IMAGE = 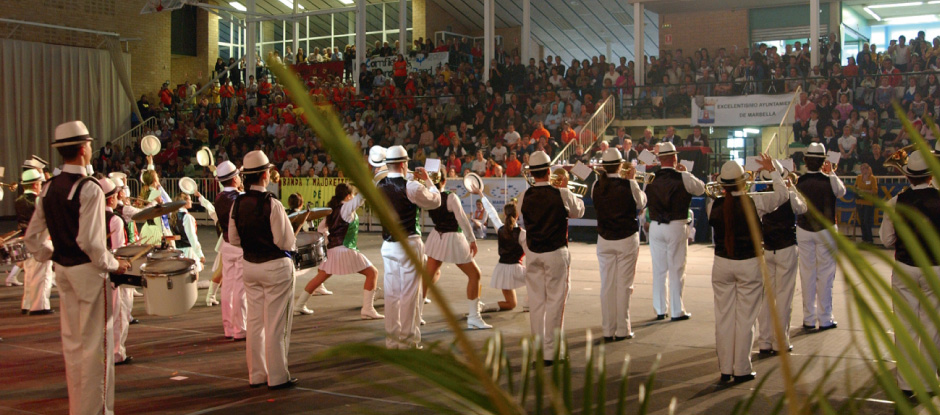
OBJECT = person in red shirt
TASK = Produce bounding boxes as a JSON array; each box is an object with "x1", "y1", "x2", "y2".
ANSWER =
[
  {"x1": 258, "y1": 77, "x2": 273, "y2": 102},
  {"x1": 504, "y1": 152, "x2": 522, "y2": 177},
  {"x1": 437, "y1": 127, "x2": 455, "y2": 148},
  {"x1": 446, "y1": 152, "x2": 461, "y2": 173},
  {"x1": 159, "y1": 83, "x2": 173, "y2": 106},
  {"x1": 531, "y1": 121, "x2": 551, "y2": 142},
  {"x1": 560, "y1": 122, "x2": 577, "y2": 145},
  {"x1": 220, "y1": 80, "x2": 235, "y2": 120},
  {"x1": 393, "y1": 54, "x2": 408, "y2": 89}
]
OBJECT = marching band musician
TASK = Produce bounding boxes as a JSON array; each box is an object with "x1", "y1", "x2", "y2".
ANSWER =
[
  {"x1": 472, "y1": 188, "x2": 526, "y2": 311},
  {"x1": 24, "y1": 120, "x2": 131, "y2": 415},
  {"x1": 285, "y1": 193, "x2": 332, "y2": 299},
  {"x1": 756, "y1": 166, "x2": 808, "y2": 355},
  {"x1": 139, "y1": 165, "x2": 174, "y2": 246},
  {"x1": 292, "y1": 184, "x2": 383, "y2": 319},
  {"x1": 108, "y1": 173, "x2": 142, "y2": 324},
  {"x1": 422, "y1": 173, "x2": 491, "y2": 330},
  {"x1": 518, "y1": 150, "x2": 585, "y2": 365},
  {"x1": 229, "y1": 150, "x2": 298, "y2": 389},
  {"x1": 17, "y1": 169, "x2": 54, "y2": 314},
  {"x1": 796, "y1": 142, "x2": 846, "y2": 332},
  {"x1": 707, "y1": 157, "x2": 788, "y2": 383},
  {"x1": 170, "y1": 193, "x2": 207, "y2": 274},
  {"x1": 214, "y1": 160, "x2": 248, "y2": 340},
  {"x1": 5, "y1": 156, "x2": 48, "y2": 287},
  {"x1": 645, "y1": 142, "x2": 705, "y2": 321},
  {"x1": 375, "y1": 145, "x2": 441, "y2": 349},
  {"x1": 591, "y1": 148, "x2": 647, "y2": 342},
  {"x1": 101, "y1": 177, "x2": 134, "y2": 365},
  {"x1": 879, "y1": 150, "x2": 940, "y2": 397}
]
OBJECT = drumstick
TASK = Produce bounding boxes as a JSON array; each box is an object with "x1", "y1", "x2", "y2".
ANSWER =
[
  {"x1": 128, "y1": 245, "x2": 154, "y2": 263},
  {"x1": 294, "y1": 210, "x2": 311, "y2": 236},
  {"x1": 1, "y1": 230, "x2": 23, "y2": 244}
]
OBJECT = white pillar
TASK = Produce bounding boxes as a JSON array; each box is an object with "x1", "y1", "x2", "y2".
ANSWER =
[
  {"x1": 810, "y1": 0, "x2": 820, "y2": 68},
  {"x1": 355, "y1": 0, "x2": 366, "y2": 88},
  {"x1": 399, "y1": 0, "x2": 408, "y2": 56},
  {"x1": 633, "y1": 1, "x2": 644, "y2": 87},
  {"x1": 521, "y1": 0, "x2": 531, "y2": 63},
  {"x1": 292, "y1": 0, "x2": 299, "y2": 59},
  {"x1": 483, "y1": 0, "x2": 494, "y2": 83},
  {"x1": 247, "y1": 0, "x2": 256, "y2": 81}
]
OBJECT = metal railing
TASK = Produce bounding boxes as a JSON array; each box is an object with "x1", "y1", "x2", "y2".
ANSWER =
[
  {"x1": 552, "y1": 95, "x2": 615, "y2": 165},
  {"x1": 96, "y1": 116, "x2": 158, "y2": 158}
]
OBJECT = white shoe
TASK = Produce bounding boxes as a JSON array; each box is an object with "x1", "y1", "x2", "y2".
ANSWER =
[
  {"x1": 133, "y1": 290, "x2": 143, "y2": 297},
  {"x1": 424, "y1": 297, "x2": 431, "y2": 304},
  {"x1": 361, "y1": 308, "x2": 384, "y2": 319},
  {"x1": 206, "y1": 297, "x2": 219, "y2": 307},
  {"x1": 313, "y1": 284, "x2": 333, "y2": 296},
  {"x1": 360, "y1": 290, "x2": 384, "y2": 319},
  {"x1": 467, "y1": 315, "x2": 493, "y2": 330},
  {"x1": 295, "y1": 306, "x2": 314, "y2": 315},
  {"x1": 294, "y1": 291, "x2": 313, "y2": 315},
  {"x1": 5, "y1": 280, "x2": 22, "y2": 287},
  {"x1": 420, "y1": 319, "x2": 426, "y2": 325}
]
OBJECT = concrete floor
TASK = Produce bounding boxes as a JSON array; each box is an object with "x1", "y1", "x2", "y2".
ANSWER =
[{"x1": 0, "y1": 225, "x2": 904, "y2": 414}]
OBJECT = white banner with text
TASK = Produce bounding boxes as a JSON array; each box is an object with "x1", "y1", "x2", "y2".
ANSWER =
[{"x1": 691, "y1": 93, "x2": 796, "y2": 127}]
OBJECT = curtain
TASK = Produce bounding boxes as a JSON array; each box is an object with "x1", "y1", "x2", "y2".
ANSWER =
[{"x1": 0, "y1": 39, "x2": 131, "y2": 216}]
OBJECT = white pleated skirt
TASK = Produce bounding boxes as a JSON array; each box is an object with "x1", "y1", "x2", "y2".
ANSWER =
[
  {"x1": 490, "y1": 263, "x2": 526, "y2": 290},
  {"x1": 320, "y1": 246, "x2": 373, "y2": 275},
  {"x1": 424, "y1": 230, "x2": 472, "y2": 264},
  {"x1": 180, "y1": 247, "x2": 204, "y2": 274},
  {"x1": 139, "y1": 223, "x2": 167, "y2": 246}
]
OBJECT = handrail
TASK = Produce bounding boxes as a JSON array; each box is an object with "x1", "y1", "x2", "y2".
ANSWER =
[
  {"x1": 552, "y1": 95, "x2": 615, "y2": 165},
  {"x1": 95, "y1": 116, "x2": 158, "y2": 157}
]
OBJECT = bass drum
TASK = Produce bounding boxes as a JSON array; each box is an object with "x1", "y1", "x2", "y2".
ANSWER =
[
  {"x1": 140, "y1": 258, "x2": 197, "y2": 316},
  {"x1": 294, "y1": 231, "x2": 327, "y2": 270}
]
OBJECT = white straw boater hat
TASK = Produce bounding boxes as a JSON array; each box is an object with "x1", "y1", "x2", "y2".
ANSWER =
[
  {"x1": 658, "y1": 142, "x2": 678, "y2": 157},
  {"x1": 108, "y1": 171, "x2": 127, "y2": 184},
  {"x1": 23, "y1": 155, "x2": 49, "y2": 171},
  {"x1": 719, "y1": 160, "x2": 746, "y2": 185},
  {"x1": 21, "y1": 169, "x2": 43, "y2": 185},
  {"x1": 369, "y1": 145, "x2": 387, "y2": 167},
  {"x1": 902, "y1": 150, "x2": 932, "y2": 178},
  {"x1": 241, "y1": 150, "x2": 273, "y2": 174},
  {"x1": 804, "y1": 142, "x2": 827, "y2": 159},
  {"x1": 384, "y1": 145, "x2": 409, "y2": 164},
  {"x1": 599, "y1": 148, "x2": 624, "y2": 166},
  {"x1": 527, "y1": 151, "x2": 551, "y2": 171},
  {"x1": 215, "y1": 160, "x2": 239, "y2": 182},
  {"x1": 98, "y1": 177, "x2": 119, "y2": 198},
  {"x1": 52, "y1": 121, "x2": 94, "y2": 148}
]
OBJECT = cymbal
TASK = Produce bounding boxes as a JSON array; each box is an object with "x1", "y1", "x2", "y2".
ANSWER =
[
  {"x1": 131, "y1": 200, "x2": 187, "y2": 222},
  {"x1": 288, "y1": 208, "x2": 332, "y2": 228}
]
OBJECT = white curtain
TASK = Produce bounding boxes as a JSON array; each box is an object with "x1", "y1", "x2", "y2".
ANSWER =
[{"x1": 0, "y1": 39, "x2": 131, "y2": 216}]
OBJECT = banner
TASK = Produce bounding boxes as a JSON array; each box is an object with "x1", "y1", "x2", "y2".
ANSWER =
[
  {"x1": 279, "y1": 176, "x2": 350, "y2": 209},
  {"x1": 691, "y1": 93, "x2": 796, "y2": 127},
  {"x1": 365, "y1": 52, "x2": 449, "y2": 75},
  {"x1": 292, "y1": 61, "x2": 345, "y2": 80}
]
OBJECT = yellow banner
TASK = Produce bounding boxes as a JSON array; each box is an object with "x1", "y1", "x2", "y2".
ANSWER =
[{"x1": 279, "y1": 177, "x2": 350, "y2": 208}]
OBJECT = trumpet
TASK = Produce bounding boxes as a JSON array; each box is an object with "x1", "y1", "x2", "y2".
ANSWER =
[
  {"x1": 522, "y1": 165, "x2": 588, "y2": 197},
  {"x1": 884, "y1": 143, "x2": 914, "y2": 174},
  {"x1": 0, "y1": 182, "x2": 17, "y2": 192},
  {"x1": 595, "y1": 163, "x2": 655, "y2": 185}
]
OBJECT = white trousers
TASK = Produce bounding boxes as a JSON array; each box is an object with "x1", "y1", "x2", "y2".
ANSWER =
[
  {"x1": 111, "y1": 285, "x2": 135, "y2": 362},
  {"x1": 220, "y1": 241, "x2": 247, "y2": 338},
  {"x1": 22, "y1": 257, "x2": 54, "y2": 311},
  {"x1": 382, "y1": 237, "x2": 424, "y2": 349},
  {"x1": 649, "y1": 220, "x2": 689, "y2": 318},
  {"x1": 893, "y1": 262, "x2": 940, "y2": 391},
  {"x1": 597, "y1": 234, "x2": 639, "y2": 338},
  {"x1": 525, "y1": 246, "x2": 571, "y2": 358},
  {"x1": 55, "y1": 262, "x2": 115, "y2": 415},
  {"x1": 796, "y1": 227, "x2": 837, "y2": 326},
  {"x1": 712, "y1": 256, "x2": 762, "y2": 376},
  {"x1": 243, "y1": 257, "x2": 295, "y2": 386},
  {"x1": 757, "y1": 245, "x2": 799, "y2": 351}
]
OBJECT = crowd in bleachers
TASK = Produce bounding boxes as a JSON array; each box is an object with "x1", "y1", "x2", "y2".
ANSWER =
[{"x1": 97, "y1": 31, "x2": 940, "y2": 179}]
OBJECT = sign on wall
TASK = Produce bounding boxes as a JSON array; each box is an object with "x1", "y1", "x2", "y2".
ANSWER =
[
  {"x1": 364, "y1": 52, "x2": 450, "y2": 75},
  {"x1": 691, "y1": 93, "x2": 796, "y2": 127}
]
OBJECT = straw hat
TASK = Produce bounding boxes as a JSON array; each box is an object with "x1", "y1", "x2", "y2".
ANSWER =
[
  {"x1": 242, "y1": 150, "x2": 272, "y2": 174},
  {"x1": 52, "y1": 121, "x2": 94, "y2": 148},
  {"x1": 599, "y1": 148, "x2": 624, "y2": 166},
  {"x1": 719, "y1": 160, "x2": 746, "y2": 185},
  {"x1": 902, "y1": 150, "x2": 932, "y2": 178},
  {"x1": 527, "y1": 151, "x2": 551, "y2": 171}
]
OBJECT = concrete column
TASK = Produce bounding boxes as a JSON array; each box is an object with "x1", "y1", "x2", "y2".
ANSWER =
[
  {"x1": 521, "y1": 0, "x2": 531, "y2": 63},
  {"x1": 355, "y1": 0, "x2": 366, "y2": 88},
  {"x1": 606, "y1": 38, "x2": 611, "y2": 62},
  {"x1": 247, "y1": 0, "x2": 256, "y2": 81},
  {"x1": 483, "y1": 0, "x2": 494, "y2": 82},
  {"x1": 633, "y1": 1, "x2": 644, "y2": 87},
  {"x1": 292, "y1": 0, "x2": 299, "y2": 60},
  {"x1": 810, "y1": 0, "x2": 819, "y2": 68},
  {"x1": 399, "y1": 0, "x2": 408, "y2": 55}
]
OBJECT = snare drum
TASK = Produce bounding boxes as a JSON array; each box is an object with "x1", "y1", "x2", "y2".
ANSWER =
[
  {"x1": 0, "y1": 237, "x2": 30, "y2": 264},
  {"x1": 113, "y1": 245, "x2": 152, "y2": 276},
  {"x1": 140, "y1": 258, "x2": 197, "y2": 316},
  {"x1": 294, "y1": 231, "x2": 327, "y2": 270},
  {"x1": 147, "y1": 248, "x2": 183, "y2": 262}
]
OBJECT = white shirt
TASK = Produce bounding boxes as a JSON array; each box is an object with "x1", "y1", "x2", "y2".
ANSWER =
[
  {"x1": 282, "y1": 158, "x2": 299, "y2": 176},
  {"x1": 503, "y1": 131, "x2": 521, "y2": 146},
  {"x1": 228, "y1": 185, "x2": 297, "y2": 252},
  {"x1": 299, "y1": 160, "x2": 314, "y2": 176},
  {"x1": 838, "y1": 135, "x2": 857, "y2": 153},
  {"x1": 659, "y1": 166, "x2": 707, "y2": 196},
  {"x1": 490, "y1": 146, "x2": 508, "y2": 162},
  {"x1": 444, "y1": 192, "x2": 476, "y2": 243},
  {"x1": 107, "y1": 207, "x2": 127, "y2": 249},
  {"x1": 197, "y1": 194, "x2": 218, "y2": 223},
  {"x1": 517, "y1": 181, "x2": 586, "y2": 231},
  {"x1": 470, "y1": 159, "x2": 487, "y2": 174},
  {"x1": 25, "y1": 164, "x2": 120, "y2": 272},
  {"x1": 317, "y1": 194, "x2": 365, "y2": 236},
  {"x1": 590, "y1": 173, "x2": 649, "y2": 212},
  {"x1": 179, "y1": 208, "x2": 204, "y2": 259},
  {"x1": 879, "y1": 183, "x2": 934, "y2": 248}
]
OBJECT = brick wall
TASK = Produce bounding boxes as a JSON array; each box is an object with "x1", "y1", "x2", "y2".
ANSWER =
[
  {"x1": 412, "y1": 0, "x2": 472, "y2": 43},
  {"x1": 658, "y1": 9, "x2": 749, "y2": 58},
  {"x1": 170, "y1": 6, "x2": 220, "y2": 90}
]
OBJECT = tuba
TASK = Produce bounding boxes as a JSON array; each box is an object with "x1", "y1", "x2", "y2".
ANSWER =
[{"x1": 884, "y1": 144, "x2": 915, "y2": 174}]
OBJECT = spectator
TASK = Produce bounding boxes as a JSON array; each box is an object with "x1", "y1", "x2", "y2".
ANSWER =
[
  {"x1": 683, "y1": 126, "x2": 710, "y2": 148},
  {"x1": 855, "y1": 163, "x2": 877, "y2": 244},
  {"x1": 470, "y1": 150, "x2": 487, "y2": 175},
  {"x1": 837, "y1": 125, "x2": 858, "y2": 174}
]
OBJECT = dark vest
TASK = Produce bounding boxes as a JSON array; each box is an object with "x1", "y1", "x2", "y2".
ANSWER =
[
  {"x1": 105, "y1": 210, "x2": 125, "y2": 250},
  {"x1": 377, "y1": 177, "x2": 420, "y2": 242},
  {"x1": 521, "y1": 186, "x2": 568, "y2": 253},
  {"x1": 15, "y1": 192, "x2": 37, "y2": 231},
  {"x1": 215, "y1": 189, "x2": 239, "y2": 242},
  {"x1": 326, "y1": 207, "x2": 353, "y2": 249},
  {"x1": 762, "y1": 196, "x2": 797, "y2": 251},
  {"x1": 497, "y1": 225, "x2": 524, "y2": 264},
  {"x1": 592, "y1": 177, "x2": 639, "y2": 240},
  {"x1": 172, "y1": 212, "x2": 192, "y2": 248},
  {"x1": 42, "y1": 172, "x2": 100, "y2": 266},
  {"x1": 895, "y1": 187, "x2": 940, "y2": 266},
  {"x1": 646, "y1": 169, "x2": 694, "y2": 223},
  {"x1": 428, "y1": 191, "x2": 460, "y2": 233},
  {"x1": 232, "y1": 190, "x2": 289, "y2": 263},
  {"x1": 796, "y1": 173, "x2": 837, "y2": 232},
  {"x1": 709, "y1": 195, "x2": 761, "y2": 260}
]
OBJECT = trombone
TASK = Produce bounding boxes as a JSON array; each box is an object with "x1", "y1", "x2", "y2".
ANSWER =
[{"x1": 703, "y1": 170, "x2": 799, "y2": 199}]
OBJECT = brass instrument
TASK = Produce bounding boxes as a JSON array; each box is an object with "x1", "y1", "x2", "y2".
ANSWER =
[
  {"x1": 594, "y1": 163, "x2": 655, "y2": 184},
  {"x1": 0, "y1": 182, "x2": 18, "y2": 192},
  {"x1": 269, "y1": 166, "x2": 281, "y2": 184},
  {"x1": 521, "y1": 166, "x2": 588, "y2": 198},
  {"x1": 884, "y1": 144, "x2": 915, "y2": 174},
  {"x1": 428, "y1": 170, "x2": 443, "y2": 185}
]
